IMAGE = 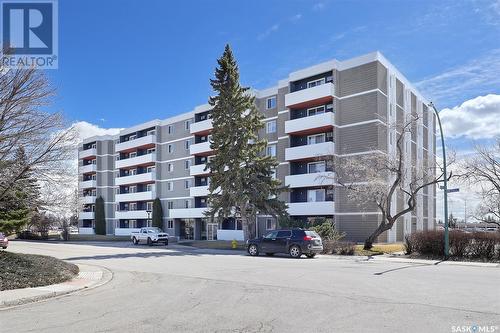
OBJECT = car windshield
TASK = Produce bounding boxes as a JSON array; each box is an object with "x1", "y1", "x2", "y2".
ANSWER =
[
  {"x1": 0, "y1": 233, "x2": 4, "y2": 238},
  {"x1": 147, "y1": 228, "x2": 162, "y2": 233},
  {"x1": 305, "y1": 231, "x2": 320, "y2": 238}
]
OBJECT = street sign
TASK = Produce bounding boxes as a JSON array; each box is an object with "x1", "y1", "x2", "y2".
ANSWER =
[{"x1": 446, "y1": 188, "x2": 460, "y2": 193}]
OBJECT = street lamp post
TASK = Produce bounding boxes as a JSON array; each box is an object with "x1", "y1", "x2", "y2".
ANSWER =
[{"x1": 429, "y1": 102, "x2": 449, "y2": 258}]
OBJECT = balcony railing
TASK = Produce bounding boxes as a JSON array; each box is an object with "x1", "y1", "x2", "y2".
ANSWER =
[
  {"x1": 287, "y1": 201, "x2": 335, "y2": 216},
  {"x1": 285, "y1": 171, "x2": 335, "y2": 188},
  {"x1": 79, "y1": 164, "x2": 97, "y2": 174},
  {"x1": 79, "y1": 211, "x2": 95, "y2": 220},
  {"x1": 79, "y1": 179, "x2": 97, "y2": 189},
  {"x1": 115, "y1": 172, "x2": 156, "y2": 186},
  {"x1": 78, "y1": 148, "x2": 97, "y2": 159},
  {"x1": 169, "y1": 207, "x2": 210, "y2": 219},
  {"x1": 190, "y1": 119, "x2": 213, "y2": 135},
  {"x1": 116, "y1": 134, "x2": 156, "y2": 152},
  {"x1": 285, "y1": 82, "x2": 334, "y2": 109},
  {"x1": 115, "y1": 190, "x2": 156, "y2": 202},
  {"x1": 190, "y1": 164, "x2": 210, "y2": 176},
  {"x1": 115, "y1": 210, "x2": 150, "y2": 219},
  {"x1": 116, "y1": 152, "x2": 156, "y2": 169},
  {"x1": 190, "y1": 141, "x2": 212, "y2": 156},
  {"x1": 285, "y1": 142, "x2": 335, "y2": 161},
  {"x1": 285, "y1": 112, "x2": 335, "y2": 135}
]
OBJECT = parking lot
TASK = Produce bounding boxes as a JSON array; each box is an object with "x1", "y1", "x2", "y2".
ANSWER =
[{"x1": 2, "y1": 241, "x2": 499, "y2": 332}]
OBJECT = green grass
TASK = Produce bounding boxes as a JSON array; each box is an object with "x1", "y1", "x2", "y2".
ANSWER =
[
  {"x1": 354, "y1": 243, "x2": 405, "y2": 256},
  {"x1": 0, "y1": 251, "x2": 79, "y2": 291}
]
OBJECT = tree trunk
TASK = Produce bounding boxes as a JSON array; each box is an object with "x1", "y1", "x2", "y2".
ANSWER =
[{"x1": 363, "y1": 220, "x2": 394, "y2": 250}]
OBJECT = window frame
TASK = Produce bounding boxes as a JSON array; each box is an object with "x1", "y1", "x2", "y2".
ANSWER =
[{"x1": 266, "y1": 96, "x2": 277, "y2": 109}]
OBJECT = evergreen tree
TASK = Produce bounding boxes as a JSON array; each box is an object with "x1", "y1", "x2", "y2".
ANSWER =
[
  {"x1": 152, "y1": 198, "x2": 163, "y2": 229},
  {"x1": 0, "y1": 147, "x2": 41, "y2": 234},
  {"x1": 94, "y1": 196, "x2": 106, "y2": 235},
  {"x1": 206, "y1": 44, "x2": 288, "y2": 240}
]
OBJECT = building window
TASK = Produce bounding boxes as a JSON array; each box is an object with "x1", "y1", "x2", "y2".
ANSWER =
[
  {"x1": 146, "y1": 184, "x2": 153, "y2": 192},
  {"x1": 266, "y1": 218, "x2": 275, "y2": 230},
  {"x1": 266, "y1": 144, "x2": 276, "y2": 157},
  {"x1": 168, "y1": 144, "x2": 173, "y2": 154},
  {"x1": 266, "y1": 96, "x2": 276, "y2": 109},
  {"x1": 307, "y1": 133, "x2": 325, "y2": 145},
  {"x1": 184, "y1": 180, "x2": 191, "y2": 189},
  {"x1": 308, "y1": 161, "x2": 326, "y2": 173},
  {"x1": 185, "y1": 159, "x2": 191, "y2": 169},
  {"x1": 167, "y1": 201, "x2": 173, "y2": 209},
  {"x1": 266, "y1": 120, "x2": 276, "y2": 133},
  {"x1": 307, "y1": 189, "x2": 325, "y2": 202},
  {"x1": 185, "y1": 200, "x2": 190, "y2": 208},
  {"x1": 307, "y1": 105, "x2": 325, "y2": 116},
  {"x1": 185, "y1": 120, "x2": 191, "y2": 130},
  {"x1": 167, "y1": 182, "x2": 173, "y2": 191},
  {"x1": 147, "y1": 202, "x2": 153, "y2": 211},
  {"x1": 167, "y1": 219, "x2": 174, "y2": 229},
  {"x1": 307, "y1": 78, "x2": 325, "y2": 88},
  {"x1": 185, "y1": 140, "x2": 190, "y2": 150},
  {"x1": 168, "y1": 163, "x2": 174, "y2": 172}
]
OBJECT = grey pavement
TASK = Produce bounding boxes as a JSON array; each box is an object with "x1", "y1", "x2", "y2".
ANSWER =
[{"x1": 1, "y1": 240, "x2": 499, "y2": 333}]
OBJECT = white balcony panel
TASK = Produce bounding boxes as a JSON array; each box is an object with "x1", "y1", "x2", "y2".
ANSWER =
[
  {"x1": 115, "y1": 135, "x2": 156, "y2": 152},
  {"x1": 115, "y1": 172, "x2": 155, "y2": 186},
  {"x1": 79, "y1": 164, "x2": 97, "y2": 174},
  {"x1": 285, "y1": 142, "x2": 335, "y2": 161},
  {"x1": 79, "y1": 179, "x2": 97, "y2": 189},
  {"x1": 116, "y1": 153, "x2": 156, "y2": 168},
  {"x1": 115, "y1": 210, "x2": 150, "y2": 219},
  {"x1": 190, "y1": 141, "x2": 212, "y2": 155},
  {"x1": 285, "y1": 172, "x2": 335, "y2": 188},
  {"x1": 190, "y1": 185, "x2": 209, "y2": 197},
  {"x1": 190, "y1": 164, "x2": 210, "y2": 176},
  {"x1": 190, "y1": 119, "x2": 213, "y2": 134},
  {"x1": 285, "y1": 112, "x2": 335, "y2": 134},
  {"x1": 285, "y1": 83, "x2": 334, "y2": 108},
  {"x1": 115, "y1": 191, "x2": 155, "y2": 202},
  {"x1": 79, "y1": 212, "x2": 95, "y2": 220},
  {"x1": 217, "y1": 229, "x2": 244, "y2": 241},
  {"x1": 287, "y1": 201, "x2": 335, "y2": 216},
  {"x1": 80, "y1": 196, "x2": 96, "y2": 204},
  {"x1": 114, "y1": 228, "x2": 141, "y2": 236},
  {"x1": 169, "y1": 207, "x2": 210, "y2": 219},
  {"x1": 78, "y1": 227, "x2": 94, "y2": 235},
  {"x1": 78, "y1": 148, "x2": 97, "y2": 159}
]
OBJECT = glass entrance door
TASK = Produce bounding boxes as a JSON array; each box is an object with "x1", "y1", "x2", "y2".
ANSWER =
[{"x1": 207, "y1": 223, "x2": 218, "y2": 241}]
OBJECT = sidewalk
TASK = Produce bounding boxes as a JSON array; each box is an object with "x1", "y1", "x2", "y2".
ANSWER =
[{"x1": 0, "y1": 264, "x2": 112, "y2": 309}]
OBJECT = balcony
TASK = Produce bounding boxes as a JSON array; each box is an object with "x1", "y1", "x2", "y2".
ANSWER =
[
  {"x1": 115, "y1": 190, "x2": 156, "y2": 202},
  {"x1": 285, "y1": 112, "x2": 335, "y2": 135},
  {"x1": 190, "y1": 119, "x2": 213, "y2": 135},
  {"x1": 285, "y1": 172, "x2": 335, "y2": 188},
  {"x1": 78, "y1": 148, "x2": 97, "y2": 159},
  {"x1": 190, "y1": 185, "x2": 209, "y2": 197},
  {"x1": 190, "y1": 164, "x2": 210, "y2": 176},
  {"x1": 116, "y1": 135, "x2": 156, "y2": 152},
  {"x1": 285, "y1": 83, "x2": 334, "y2": 109},
  {"x1": 116, "y1": 153, "x2": 156, "y2": 169},
  {"x1": 80, "y1": 195, "x2": 96, "y2": 204},
  {"x1": 115, "y1": 210, "x2": 150, "y2": 219},
  {"x1": 79, "y1": 211, "x2": 95, "y2": 220},
  {"x1": 79, "y1": 164, "x2": 97, "y2": 174},
  {"x1": 190, "y1": 141, "x2": 212, "y2": 156},
  {"x1": 287, "y1": 201, "x2": 335, "y2": 216},
  {"x1": 169, "y1": 207, "x2": 210, "y2": 219},
  {"x1": 285, "y1": 142, "x2": 335, "y2": 161},
  {"x1": 115, "y1": 172, "x2": 156, "y2": 186},
  {"x1": 79, "y1": 179, "x2": 97, "y2": 189}
]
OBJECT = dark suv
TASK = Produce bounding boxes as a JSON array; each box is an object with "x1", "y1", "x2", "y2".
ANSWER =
[{"x1": 247, "y1": 229, "x2": 323, "y2": 258}]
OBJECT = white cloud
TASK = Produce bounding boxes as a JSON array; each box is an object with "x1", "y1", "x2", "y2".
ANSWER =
[
  {"x1": 72, "y1": 121, "x2": 122, "y2": 143},
  {"x1": 312, "y1": 2, "x2": 326, "y2": 11},
  {"x1": 416, "y1": 49, "x2": 500, "y2": 107},
  {"x1": 257, "y1": 24, "x2": 280, "y2": 41},
  {"x1": 440, "y1": 94, "x2": 500, "y2": 140}
]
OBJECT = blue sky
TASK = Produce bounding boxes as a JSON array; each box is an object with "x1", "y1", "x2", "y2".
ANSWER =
[{"x1": 52, "y1": 0, "x2": 500, "y2": 128}]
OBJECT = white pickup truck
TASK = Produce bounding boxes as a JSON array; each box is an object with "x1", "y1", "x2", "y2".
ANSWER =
[{"x1": 131, "y1": 227, "x2": 169, "y2": 246}]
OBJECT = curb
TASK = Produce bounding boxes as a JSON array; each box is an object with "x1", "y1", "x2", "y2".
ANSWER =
[{"x1": 0, "y1": 264, "x2": 112, "y2": 310}]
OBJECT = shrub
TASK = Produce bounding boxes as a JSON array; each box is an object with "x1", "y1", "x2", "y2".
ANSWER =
[
  {"x1": 407, "y1": 230, "x2": 500, "y2": 260},
  {"x1": 332, "y1": 241, "x2": 356, "y2": 255},
  {"x1": 310, "y1": 221, "x2": 345, "y2": 242}
]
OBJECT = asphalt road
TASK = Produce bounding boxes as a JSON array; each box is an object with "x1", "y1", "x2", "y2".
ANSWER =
[{"x1": 1, "y1": 241, "x2": 499, "y2": 333}]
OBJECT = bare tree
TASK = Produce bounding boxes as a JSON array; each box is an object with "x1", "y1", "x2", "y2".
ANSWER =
[
  {"x1": 0, "y1": 49, "x2": 76, "y2": 202},
  {"x1": 333, "y1": 115, "x2": 451, "y2": 250},
  {"x1": 461, "y1": 139, "x2": 500, "y2": 228}
]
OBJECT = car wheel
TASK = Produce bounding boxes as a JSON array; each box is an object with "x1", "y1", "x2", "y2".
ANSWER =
[
  {"x1": 306, "y1": 253, "x2": 316, "y2": 258},
  {"x1": 248, "y1": 244, "x2": 259, "y2": 256},
  {"x1": 132, "y1": 237, "x2": 138, "y2": 245},
  {"x1": 2, "y1": 246, "x2": 6, "y2": 249},
  {"x1": 147, "y1": 238, "x2": 152, "y2": 246},
  {"x1": 265, "y1": 253, "x2": 274, "y2": 256},
  {"x1": 289, "y1": 245, "x2": 302, "y2": 258}
]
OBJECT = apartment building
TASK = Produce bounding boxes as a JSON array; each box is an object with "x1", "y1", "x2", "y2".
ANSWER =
[{"x1": 77, "y1": 51, "x2": 436, "y2": 242}]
